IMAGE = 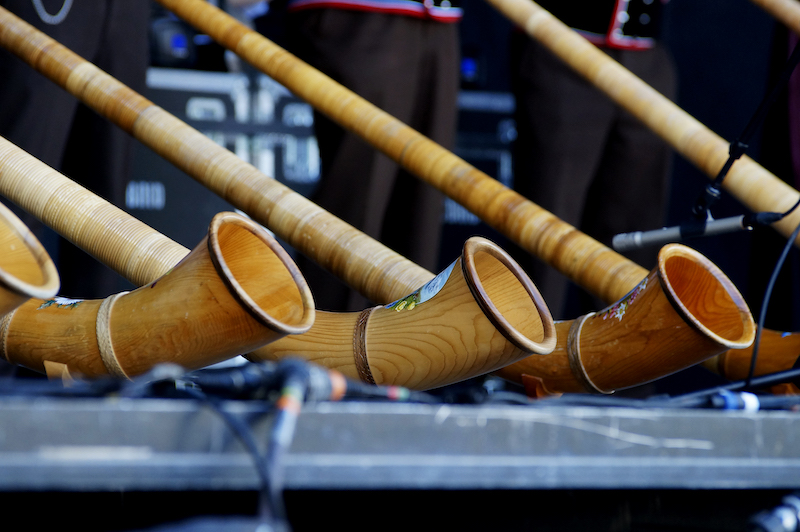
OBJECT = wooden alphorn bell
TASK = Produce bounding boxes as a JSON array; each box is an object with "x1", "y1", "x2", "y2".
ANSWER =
[
  {"x1": 256, "y1": 236, "x2": 557, "y2": 390},
  {"x1": 0, "y1": 6, "x2": 558, "y2": 390},
  {"x1": 0, "y1": 6, "x2": 754, "y2": 394},
  {"x1": 495, "y1": 244, "x2": 755, "y2": 396},
  {"x1": 0, "y1": 138, "x2": 315, "y2": 378},
  {"x1": 0, "y1": 201, "x2": 59, "y2": 316},
  {"x1": 149, "y1": 0, "x2": 788, "y2": 391}
]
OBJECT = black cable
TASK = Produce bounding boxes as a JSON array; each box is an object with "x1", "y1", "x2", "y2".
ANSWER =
[
  {"x1": 663, "y1": 366, "x2": 800, "y2": 411},
  {"x1": 179, "y1": 386, "x2": 280, "y2": 528},
  {"x1": 184, "y1": 361, "x2": 282, "y2": 400},
  {"x1": 784, "y1": 195, "x2": 800, "y2": 218},
  {"x1": 341, "y1": 379, "x2": 441, "y2": 404},
  {"x1": 183, "y1": 360, "x2": 319, "y2": 532}
]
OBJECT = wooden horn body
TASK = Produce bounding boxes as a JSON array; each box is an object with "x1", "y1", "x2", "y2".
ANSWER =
[
  {"x1": 495, "y1": 244, "x2": 756, "y2": 396},
  {"x1": 0, "y1": 211, "x2": 315, "y2": 378},
  {"x1": 248, "y1": 237, "x2": 556, "y2": 390},
  {"x1": 0, "y1": 6, "x2": 762, "y2": 391},
  {"x1": 0, "y1": 201, "x2": 59, "y2": 315}
]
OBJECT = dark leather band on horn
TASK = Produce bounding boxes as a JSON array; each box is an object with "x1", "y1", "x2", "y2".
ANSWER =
[{"x1": 353, "y1": 306, "x2": 378, "y2": 384}]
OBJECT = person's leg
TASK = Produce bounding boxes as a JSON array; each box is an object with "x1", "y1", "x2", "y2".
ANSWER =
[
  {"x1": 511, "y1": 36, "x2": 616, "y2": 319},
  {"x1": 286, "y1": 11, "x2": 448, "y2": 310}
]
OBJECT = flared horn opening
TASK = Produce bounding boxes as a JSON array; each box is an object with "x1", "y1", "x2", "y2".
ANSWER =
[
  {"x1": 0, "y1": 202, "x2": 59, "y2": 306},
  {"x1": 462, "y1": 236, "x2": 556, "y2": 355},
  {"x1": 658, "y1": 243, "x2": 755, "y2": 350},
  {"x1": 208, "y1": 212, "x2": 315, "y2": 336}
]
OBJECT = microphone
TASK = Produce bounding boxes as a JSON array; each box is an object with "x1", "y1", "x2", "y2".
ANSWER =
[{"x1": 612, "y1": 212, "x2": 782, "y2": 252}]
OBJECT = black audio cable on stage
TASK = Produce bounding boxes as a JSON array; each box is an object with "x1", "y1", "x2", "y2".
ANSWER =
[
  {"x1": 0, "y1": 358, "x2": 442, "y2": 531},
  {"x1": 693, "y1": 38, "x2": 800, "y2": 222},
  {"x1": 3, "y1": 356, "x2": 800, "y2": 413},
  {"x1": 176, "y1": 358, "x2": 441, "y2": 532}
]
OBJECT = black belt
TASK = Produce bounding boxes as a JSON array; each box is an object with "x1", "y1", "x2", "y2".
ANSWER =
[
  {"x1": 408, "y1": 0, "x2": 461, "y2": 9},
  {"x1": 537, "y1": 0, "x2": 663, "y2": 42}
]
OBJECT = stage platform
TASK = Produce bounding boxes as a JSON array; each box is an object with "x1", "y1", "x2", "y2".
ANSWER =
[
  {"x1": 0, "y1": 394, "x2": 798, "y2": 531},
  {"x1": 1, "y1": 397, "x2": 797, "y2": 492}
]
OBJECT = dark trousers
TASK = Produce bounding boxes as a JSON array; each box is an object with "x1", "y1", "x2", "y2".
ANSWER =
[
  {"x1": 511, "y1": 35, "x2": 677, "y2": 319},
  {"x1": 0, "y1": 0, "x2": 149, "y2": 299},
  {"x1": 285, "y1": 10, "x2": 460, "y2": 311}
]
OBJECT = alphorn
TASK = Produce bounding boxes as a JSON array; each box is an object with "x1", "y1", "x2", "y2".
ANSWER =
[
  {"x1": 0, "y1": 138, "x2": 315, "y2": 378},
  {"x1": 495, "y1": 0, "x2": 800, "y2": 388},
  {"x1": 0, "y1": 7, "x2": 754, "y2": 391},
  {"x1": 0, "y1": 201, "x2": 59, "y2": 316},
  {"x1": 494, "y1": 244, "x2": 755, "y2": 395},
  {"x1": 0, "y1": 6, "x2": 431, "y2": 305},
  {"x1": 251, "y1": 237, "x2": 557, "y2": 390},
  {"x1": 0, "y1": 135, "x2": 555, "y2": 388}
]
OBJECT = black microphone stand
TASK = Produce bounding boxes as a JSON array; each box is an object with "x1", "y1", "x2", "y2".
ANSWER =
[
  {"x1": 692, "y1": 33, "x2": 800, "y2": 222},
  {"x1": 612, "y1": 38, "x2": 800, "y2": 253}
]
